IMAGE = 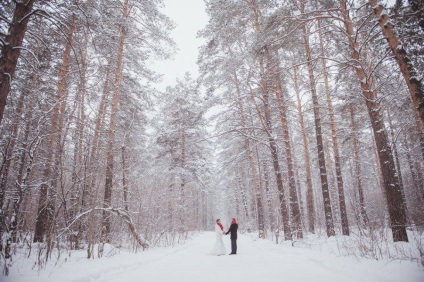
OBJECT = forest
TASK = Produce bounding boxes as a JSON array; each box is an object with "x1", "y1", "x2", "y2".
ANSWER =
[{"x1": 0, "y1": 0, "x2": 423, "y2": 277}]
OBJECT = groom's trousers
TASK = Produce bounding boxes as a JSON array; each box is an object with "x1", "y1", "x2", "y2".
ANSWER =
[{"x1": 231, "y1": 239, "x2": 237, "y2": 254}]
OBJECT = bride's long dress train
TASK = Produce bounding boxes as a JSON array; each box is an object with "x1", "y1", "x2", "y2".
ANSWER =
[{"x1": 210, "y1": 224, "x2": 226, "y2": 255}]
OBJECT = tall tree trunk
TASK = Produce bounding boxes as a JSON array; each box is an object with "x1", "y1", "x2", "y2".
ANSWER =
[
  {"x1": 263, "y1": 161, "x2": 274, "y2": 233},
  {"x1": 122, "y1": 145, "x2": 129, "y2": 212},
  {"x1": 247, "y1": 66, "x2": 291, "y2": 240},
  {"x1": 3, "y1": 130, "x2": 39, "y2": 275},
  {"x1": 0, "y1": 91, "x2": 25, "y2": 239},
  {"x1": 0, "y1": 0, "x2": 35, "y2": 126},
  {"x1": 46, "y1": 14, "x2": 77, "y2": 257},
  {"x1": 73, "y1": 32, "x2": 89, "y2": 248},
  {"x1": 253, "y1": 140, "x2": 265, "y2": 237},
  {"x1": 34, "y1": 16, "x2": 75, "y2": 243},
  {"x1": 404, "y1": 134, "x2": 422, "y2": 199},
  {"x1": 248, "y1": 99, "x2": 266, "y2": 235},
  {"x1": 240, "y1": 1, "x2": 269, "y2": 238},
  {"x1": 237, "y1": 165, "x2": 250, "y2": 220},
  {"x1": 291, "y1": 140, "x2": 305, "y2": 231},
  {"x1": 268, "y1": 50, "x2": 303, "y2": 239},
  {"x1": 232, "y1": 71, "x2": 265, "y2": 237},
  {"x1": 0, "y1": 91, "x2": 25, "y2": 189},
  {"x1": 102, "y1": 0, "x2": 128, "y2": 242},
  {"x1": 369, "y1": 0, "x2": 424, "y2": 125},
  {"x1": 387, "y1": 109, "x2": 409, "y2": 222},
  {"x1": 349, "y1": 105, "x2": 368, "y2": 224},
  {"x1": 180, "y1": 128, "x2": 186, "y2": 226},
  {"x1": 325, "y1": 138, "x2": 339, "y2": 229},
  {"x1": 12, "y1": 33, "x2": 39, "y2": 239},
  {"x1": 293, "y1": 65, "x2": 315, "y2": 233},
  {"x1": 168, "y1": 153, "x2": 175, "y2": 232},
  {"x1": 181, "y1": 129, "x2": 186, "y2": 194},
  {"x1": 317, "y1": 19, "x2": 349, "y2": 235},
  {"x1": 86, "y1": 58, "x2": 112, "y2": 258},
  {"x1": 414, "y1": 161, "x2": 424, "y2": 199},
  {"x1": 413, "y1": 111, "x2": 424, "y2": 161},
  {"x1": 301, "y1": 13, "x2": 335, "y2": 237},
  {"x1": 246, "y1": 1, "x2": 292, "y2": 235},
  {"x1": 1, "y1": 34, "x2": 39, "y2": 265},
  {"x1": 339, "y1": 0, "x2": 408, "y2": 241}
]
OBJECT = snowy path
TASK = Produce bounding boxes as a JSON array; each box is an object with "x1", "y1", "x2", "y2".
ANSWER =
[{"x1": 6, "y1": 232, "x2": 424, "y2": 282}]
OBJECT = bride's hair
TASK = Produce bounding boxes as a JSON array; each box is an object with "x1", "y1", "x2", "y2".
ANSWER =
[{"x1": 216, "y1": 219, "x2": 220, "y2": 223}]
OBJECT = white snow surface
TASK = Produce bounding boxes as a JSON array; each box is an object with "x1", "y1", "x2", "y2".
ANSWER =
[{"x1": 5, "y1": 232, "x2": 424, "y2": 282}]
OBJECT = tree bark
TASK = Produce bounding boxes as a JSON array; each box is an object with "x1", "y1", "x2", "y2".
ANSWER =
[
  {"x1": 317, "y1": 19, "x2": 349, "y2": 235},
  {"x1": 101, "y1": 0, "x2": 129, "y2": 242},
  {"x1": 370, "y1": 0, "x2": 424, "y2": 125},
  {"x1": 268, "y1": 50, "x2": 303, "y2": 239},
  {"x1": 1, "y1": 34, "x2": 39, "y2": 269},
  {"x1": 232, "y1": 70, "x2": 265, "y2": 237},
  {"x1": 263, "y1": 161, "x2": 274, "y2": 232},
  {"x1": 325, "y1": 138, "x2": 339, "y2": 228},
  {"x1": 301, "y1": 16, "x2": 335, "y2": 237},
  {"x1": 181, "y1": 129, "x2": 186, "y2": 194},
  {"x1": 339, "y1": 0, "x2": 408, "y2": 241},
  {"x1": 237, "y1": 165, "x2": 250, "y2": 220},
  {"x1": 404, "y1": 134, "x2": 422, "y2": 199},
  {"x1": 73, "y1": 32, "x2": 88, "y2": 248},
  {"x1": 387, "y1": 109, "x2": 409, "y2": 222},
  {"x1": 0, "y1": 91, "x2": 25, "y2": 238},
  {"x1": 86, "y1": 58, "x2": 112, "y2": 258},
  {"x1": 247, "y1": 65, "x2": 291, "y2": 240},
  {"x1": 413, "y1": 111, "x2": 424, "y2": 161},
  {"x1": 414, "y1": 160, "x2": 424, "y2": 199},
  {"x1": 3, "y1": 132, "x2": 39, "y2": 275},
  {"x1": 0, "y1": 0, "x2": 36, "y2": 126},
  {"x1": 246, "y1": 0, "x2": 273, "y2": 238},
  {"x1": 349, "y1": 105, "x2": 368, "y2": 225},
  {"x1": 293, "y1": 65, "x2": 315, "y2": 233},
  {"x1": 179, "y1": 128, "x2": 186, "y2": 227},
  {"x1": 34, "y1": 15, "x2": 75, "y2": 243},
  {"x1": 122, "y1": 145, "x2": 129, "y2": 212}
]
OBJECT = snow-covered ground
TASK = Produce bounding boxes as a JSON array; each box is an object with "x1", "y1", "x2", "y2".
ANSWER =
[{"x1": 4, "y1": 232, "x2": 424, "y2": 282}]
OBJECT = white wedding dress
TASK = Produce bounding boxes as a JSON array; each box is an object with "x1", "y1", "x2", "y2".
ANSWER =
[{"x1": 210, "y1": 223, "x2": 226, "y2": 256}]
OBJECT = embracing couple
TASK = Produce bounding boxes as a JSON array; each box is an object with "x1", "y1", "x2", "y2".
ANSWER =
[{"x1": 210, "y1": 218, "x2": 238, "y2": 256}]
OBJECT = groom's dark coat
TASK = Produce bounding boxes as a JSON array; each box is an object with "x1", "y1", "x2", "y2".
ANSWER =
[{"x1": 225, "y1": 223, "x2": 238, "y2": 240}]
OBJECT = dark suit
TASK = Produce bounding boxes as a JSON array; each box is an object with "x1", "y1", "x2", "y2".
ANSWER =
[{"x1": 225, "y1": 223, "x2": 238, "y2": 254}]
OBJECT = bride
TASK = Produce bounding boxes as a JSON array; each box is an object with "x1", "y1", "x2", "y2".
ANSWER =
[{"x1": 210, "y1": 219, "x2": 226, "y2": 256}]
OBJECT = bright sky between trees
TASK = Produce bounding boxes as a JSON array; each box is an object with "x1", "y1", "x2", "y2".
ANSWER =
[
  {"x1": 152, "y1": 0, "x2": 397, "y2": 92},
  {"x1": 152, "y1": 0, "x2": 209, "y2": 92}
]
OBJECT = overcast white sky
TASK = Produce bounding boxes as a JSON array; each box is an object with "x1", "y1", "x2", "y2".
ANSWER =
[{"x1": 152, "y1": 0, "x2": 209, "y2": 92}]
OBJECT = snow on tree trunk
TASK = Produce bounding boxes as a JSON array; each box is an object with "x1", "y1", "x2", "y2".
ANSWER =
[
  {"x1": 317, "y1": 19, "x2": 349, "y2": 236},
  {"x1": 301, "y1": 8, "x2": 335, "y2": 237},
  {"x1": 248, "y1": 63, "x2": 291, "y2": 241},
  {"x1": 293, "y1": 65, "x2": 315, "y2": 234},
  {"x1": 86, "y1": 58, "x2": 112, "y2": 258},
  {"x1": 268, "y1": 50, "x2": 303, "y2": 239},
  {"x1": 0, "y1": 0, "x2": 35, "y2": 126},
  {"x1": 387, "y1": 109, "x2": 409, "y2": 223},
  {"x1": 339, "y1": 0, "x2": 408, "y2": 242},
  {"x1": 349, "y1": 105, "x2": 369, "y2": 225},
  {"x1": 233, "y1": 71, "x2": 265, "y2": 238},
  {"x1": 102, "y1": 1, "x2": 128, "y2": 242},
  {"x1": 34, "y1": 15, "x2": 75, "y2": 243},
  {"x1": 369, "y1": 0, "x2": 424, "y2": 126}
]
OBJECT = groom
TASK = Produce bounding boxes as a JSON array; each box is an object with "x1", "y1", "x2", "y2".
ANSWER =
[{"x1": 225, "y1": 218, "x2": 238, "y2": 255}]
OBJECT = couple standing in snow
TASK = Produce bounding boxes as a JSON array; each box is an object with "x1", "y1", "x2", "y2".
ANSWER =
[{"x1": 210, "y1": 218, "x2": 238, "y2": 256}]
